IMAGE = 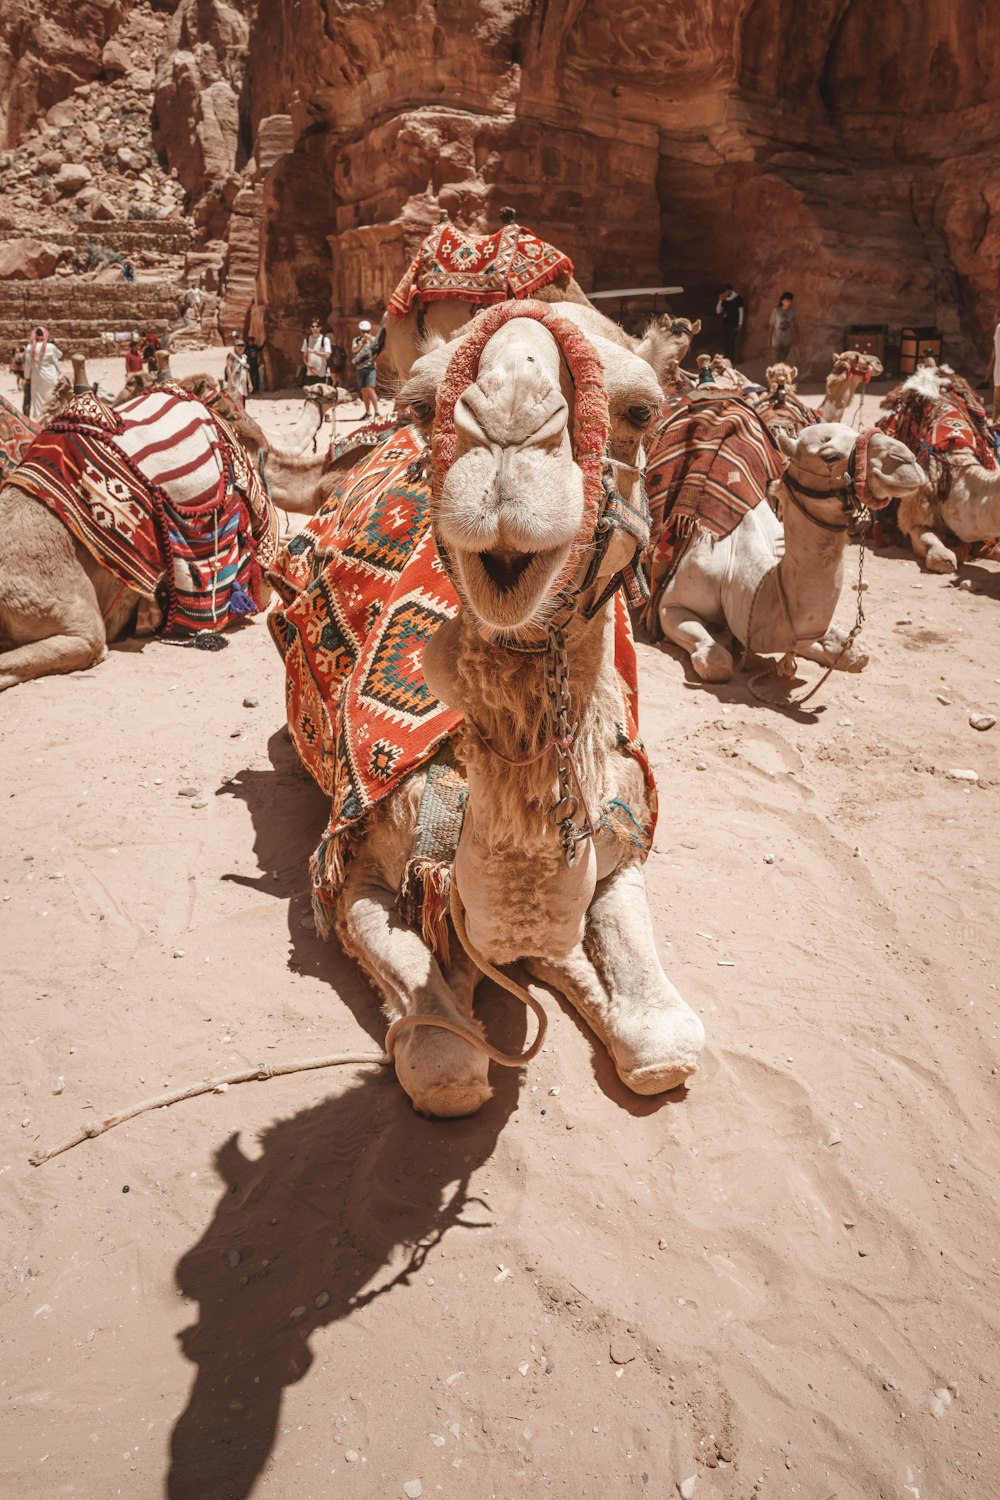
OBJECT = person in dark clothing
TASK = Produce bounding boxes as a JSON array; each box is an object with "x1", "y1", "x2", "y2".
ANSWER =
[
  {"x1": 715, "y1": 284, "x2": 745, "y2": 363},
  {"x1": 244, "y1": 337, "x2": 263, "y2": 394}
]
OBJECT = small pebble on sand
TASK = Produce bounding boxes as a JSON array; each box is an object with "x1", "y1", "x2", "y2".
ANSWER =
[
  {"x1": 177, "y1": 786, "x2": 198, "y2": 797},
  {"x1": 344, "y1": 1450, "x2": 358, "y2": 1463},
  {"x1": 315, "y1": 1291, "x2": 330, "y2": 1309},
  {"x1": 403, "y1": 1481, "x2": 422, "y2": 1499},
  {"x1": 947, "y1": 768, "x2": 979, "y2": 782},
  {"x1": 243, "y1": 696, "x2": 259, "y2": 708},
  {"x1": 969, "y1": 713, "x2": 995, "y2": 731},
  {"x1": 191, "y1": 799, "x2": 208, "y2": 809},
  {"x1": 678, "y1": 1477, "x2": 697, "y2": 1500}
]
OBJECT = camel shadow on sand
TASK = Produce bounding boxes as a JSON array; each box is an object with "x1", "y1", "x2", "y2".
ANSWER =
[{"x1": 166, "y1": 1042, "x2": 523, "y2": 1499}]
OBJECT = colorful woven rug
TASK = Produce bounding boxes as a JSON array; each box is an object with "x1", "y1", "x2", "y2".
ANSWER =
[
  {"x1": 642, "y1": 391, "x2": 785, "y2": 626},
  {"x1": 387, "y1": 221, "x2": 574, "y2": 317},
  {"x1": 752, "y1": 388, "x2": 816, "y2": 436},
  {"x1": 880, "y1": 379, "x2": 997, "y2": 478},
  {"x1": 0, "y1": 393, "x2": 37, "y2": 484},
  {"x1": 13, "y1": 386, "x2": 277, "y2": 633}
]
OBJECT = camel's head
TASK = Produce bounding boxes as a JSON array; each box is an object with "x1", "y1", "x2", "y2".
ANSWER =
[
  {"x1": 778, "y1": 422, "x2": 924, "y2": 512},
  {"x1": 831, "y1": 350, "x2": 883, "y2": 381},
  {"x1": 303, "y1": 381, "x2": 338, "y2": 416},
  {"x1": 403, "y1": 301, "x2": 661, "y2": 639},
  {"x1": 709, "y1": 354, "x2": 743, "y2": 389},
  {"x1": 635, "y1": 315, "x2": 701, "y2": 381},
  {"x1": 766, "y1": 362, "x2": 798, "y2": 392}
]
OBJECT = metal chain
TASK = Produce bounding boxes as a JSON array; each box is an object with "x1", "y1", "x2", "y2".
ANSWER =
[{"x1": 544, "y1": 624, "x2": 593, "y2": 866}]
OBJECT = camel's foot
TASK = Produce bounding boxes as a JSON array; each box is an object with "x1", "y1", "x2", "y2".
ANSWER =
[
  {"x1": 690, "y1": 641, "x2": 733, "y2": 683},
  {"x1": 776, "y1": 652, "x2": 797, "y2": 678},
  {"x1": 390, "y1": 1022, "x2": 492, "y2": 1119},
  {"x1": 797, "y1": 633, "x2": 869, "y2": 673},
  {"x1": 600, "y1": 994, "x2": 706, "y2": 1096},
  {"x1": 924, "y1": 547, "x2": 958, "y2": 574}
]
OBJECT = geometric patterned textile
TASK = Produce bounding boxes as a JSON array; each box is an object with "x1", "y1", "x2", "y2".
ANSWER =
[
  {"x1": 0, "y1": 393, "x2": 37, "y2": 484},
  {"x1": 642, "y1": 390, "x2": 786, "y2": 625},
  {"x1": 386, "y1": 221, "x2": 574, "y2": 317},
  {"x1": 12, "y1": 386, "x2": 277, "y2": 634},
  {"x1": 267, "y1": 421, "x2": 462, "y2": 836},
  {"x1": 879, "y1": 377, "x2": 997, "y2": 476}
]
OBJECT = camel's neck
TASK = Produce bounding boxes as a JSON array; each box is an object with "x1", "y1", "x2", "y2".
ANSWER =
[
  {"x1": 936, "y1": 452, "x2": 1000, "y2": 536},
  {"x1": 752, "y1": 476, "x2": 850, "y2": 650},
  {"x1": 427, "y1": 602, "x2": 626, "y2": 962},
  {"x1": 819, "y1": 373, "x2": 859, "y2": 423}
]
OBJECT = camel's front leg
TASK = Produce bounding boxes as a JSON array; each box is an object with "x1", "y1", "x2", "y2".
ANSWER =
[
  {"x1": 658, "y1": 602, "x2": 733, "y2": 682},
  {"x1": 796, "y1": 626, "x2": 869, "y2": 673},
  {"x1": 337, "y1": 866, "x2": 491, "y2": 1118},
  {"x1": 909, "y1": 528, "x2": 957, "y2": 573},
  {"x1": 525, "y1": 860, "x2": 704, "y2": 1095}
]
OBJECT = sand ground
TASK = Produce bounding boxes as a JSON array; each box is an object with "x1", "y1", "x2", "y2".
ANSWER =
[{"x1": 1, "y1": 355, "x2": 998, "y2": 1500}]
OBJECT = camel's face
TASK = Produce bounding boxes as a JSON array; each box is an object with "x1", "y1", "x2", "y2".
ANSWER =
[
  {"x1": 864, "y1": 430, "x2": 925, "y2": 500},
  {"x1": 766, "y1": 362, "x2": 797, "y2": 391},
  {"x1": 781, "y1": 422, "x2": 923, "y2": 510},
  {"x1": 409, "y1": 311, "x2": 661, "y2": 634},
  {"x1": 832, "y1": 350, "x2": 884, "y2": 381}
]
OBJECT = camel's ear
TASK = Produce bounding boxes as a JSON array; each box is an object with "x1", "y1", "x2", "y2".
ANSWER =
[
  {"x1": 833, "y1": 350, "x2": 847, "y2": 361},
  {"x1": 689, "y1": 318, "x2": 701, "y2": 336},
  {"x1": 789, "y1": 365, "x2": 798, "y2": 382},
  {"x1": 776, "y1": 430, "x2": 797, "y2": 459}
]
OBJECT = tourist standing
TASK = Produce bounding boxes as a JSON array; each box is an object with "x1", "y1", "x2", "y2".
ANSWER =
[
  {"x1": 301, "y1": 318, "x2": 332, "y2": 386},
  {"x1": 989, "y1": 307, "x2": 1000, "y2": 424},
  {"x1": 224, "y1": 336, "x2": 252, "y2": 403},
  {"x1": 351, "y1": 319, "x2": 380, "y2": 417},
  {"x1": 244, "y1": 336, "x2": 263, "y2": 394},
  {"x1": 124, "y1": 331, "x2": 144, "y2": 376},
  {"x1": 12, "y1": 344, "x2": 28, "y2": 414},
  {"x1": 768, "y1": 291, "x2": 798, "y2": 360},
  {"x1": 24, "y1": 326, "x2": 63, "y2": 420},
  {"x1": 715, "y1": 284, "x2": 745, "y2": 363}
]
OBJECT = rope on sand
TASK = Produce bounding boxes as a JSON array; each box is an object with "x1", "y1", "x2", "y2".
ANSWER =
[{"x1": 28, "y1": 1052, "x2": 391, "y2": 1166}]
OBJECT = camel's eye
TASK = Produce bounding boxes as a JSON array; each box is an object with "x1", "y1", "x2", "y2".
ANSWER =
[
  {"x1": 408, "y1": 398, "x2": 434, "y2": 423},
  {"x1": 626, "y1": 403, "x2": 655, "y2": 429}
]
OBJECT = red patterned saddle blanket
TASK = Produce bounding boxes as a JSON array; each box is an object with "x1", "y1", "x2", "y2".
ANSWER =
[
  {"x1": 0, "y1": 392, "x2": 37, "y2": 484},
  {"x1": 387, "y1": 221, "x2": 574, "y2": 316},
  {"x1": 643, "y1": 392, "x2": 785, "y2": 623},
  {"x1": 14, "y1": 386, "x2": 277, "y2": 633}
]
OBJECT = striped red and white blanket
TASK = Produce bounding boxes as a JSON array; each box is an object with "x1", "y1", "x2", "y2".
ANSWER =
[
  {"x1": 642, "y1": 392, "x2": 786, "y2": 624},
  {"x1": 387, "y1": 221, "x2": 574, "y2": 317},
  {"x1": 13, "y1": 386, "x2": 278, "y2": 634}
]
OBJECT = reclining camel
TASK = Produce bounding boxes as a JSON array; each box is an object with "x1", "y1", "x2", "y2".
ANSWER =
[
  {"x1": 0, "y1": 381, "x2": 277, "y2": 691},
  {"x1": 269, "y1": 300, "x2": 704, "y2": 1117},
  {"x1": 752, "y1": 363, "x2": 817, "y2": 439},
  {"x1": 644, "y1": 391, "x2": 924, "y2": 683},
  {"x1": 819, "y1": 350, "x2": 883, "y2": 423},
  {"x1": 879, "y1": 365, "x2": 1000, "y2": 572}
]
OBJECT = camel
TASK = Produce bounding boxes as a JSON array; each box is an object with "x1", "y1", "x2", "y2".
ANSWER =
[
  {"x1": 819, "y1": 350, "x2": 883, "y2": 424},
  {"x1": 708, "y1": 354, "x2": 754, "y2": 393},
  {"x1": 270, "y1": 299, "x2": 705, "y2": 1117},
  {"x1": 0, "y1": 378, "x2": 277, "y2": 692},
  {"x1": 254, "y1": 384, "x2": 339, "y2": 517},
  {"x1": 753, "y1": 363, "x2": 817, "y2": 439},
  {"x1": 380, "y1": 210, "x2": 592, "y2": 382},
  {"x1": 879, "y1": 366, "x2": 1000, "y2": 572},
  {"x1": 646, "y1": 394, "x2": 924, "y2": 684}
]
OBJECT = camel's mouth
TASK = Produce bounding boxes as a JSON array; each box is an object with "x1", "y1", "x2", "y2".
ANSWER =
[
  {"x1": 456, "y1": 544, "x2": 568, "y2": 628},
  {"x1": 478, "y1": 549, "x2": 536, "y2": 592}
]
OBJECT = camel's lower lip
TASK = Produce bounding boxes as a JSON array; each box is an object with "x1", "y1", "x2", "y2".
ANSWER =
[{"x1": 478, "y1": 550, "x2": 536, "y2": 593}]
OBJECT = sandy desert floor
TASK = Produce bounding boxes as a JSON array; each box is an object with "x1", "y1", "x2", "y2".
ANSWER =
[{"x1": 1, "y1": 355, "x2": 999, "y2": 1500}]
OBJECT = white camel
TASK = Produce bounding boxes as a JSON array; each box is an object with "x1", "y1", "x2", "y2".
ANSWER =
[
  {"x1": 272, "y1": 300, "x2": 705, "y2": 1117},
  {"x1": 256, "y1": 384, "x2": 339, "y2": 516},
  {"x1": 818, "y1": 350, "x2": 883, "y2": 423},
  {"x1": 880, "y1": 367, "x2": 1000, "y2": 572},
  {"x1": 753, "y1": 363, "x2": 816, "y2": 439},
  {"x1": 649, "y1": 403, "x2": 924, "y2": 683}
]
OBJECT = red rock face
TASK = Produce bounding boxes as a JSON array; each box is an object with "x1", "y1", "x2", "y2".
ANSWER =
[
  {"x1": 3, "y1": 0, "x2": 998, "y2": 380},
  {"x1": 240, "y1": 0, "x2": 1000, "y2": 380}
]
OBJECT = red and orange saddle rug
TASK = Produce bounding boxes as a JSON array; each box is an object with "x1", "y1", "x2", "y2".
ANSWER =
[
  {"x1": 269, "y1": 420, "x2": 654, "y2": 935},
  {"x1": 0, "y1": 392, "x2": 37, "y2": 484},
  {"x1": 386, "y1": 220, "x2": 574, "y2": 316},
  {"x1": 642, "y1": 391, "x2": 786, "y2": 626},
  {"x1": 14, "y1": 385, "x2": 277, "y2": 634}
]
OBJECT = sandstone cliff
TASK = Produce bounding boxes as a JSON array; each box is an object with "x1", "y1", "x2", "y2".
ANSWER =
[{"x1": 2, "y1": 0, "x2": 997, "y2": 383}]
